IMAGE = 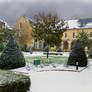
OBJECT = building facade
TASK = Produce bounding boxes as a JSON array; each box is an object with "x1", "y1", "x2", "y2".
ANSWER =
[
  {"x1": 13, "y1": 16, "x2": 33, "y2": 48},
  {"x1": 62, "y1": 28, "x2": 92, "y2": 51},
  {"x1": 13, "y1": 16, "x2": 44, "y2": 49},
  {"x1": 13, "y1": 16, "x2": 92, "y2": 51}
]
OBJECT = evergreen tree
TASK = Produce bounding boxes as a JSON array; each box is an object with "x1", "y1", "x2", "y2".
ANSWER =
[
  {"x1": 0, "y1": 36, "x2": 25, "y2": 69},
  {"x1": 77, "y1": 30, "x2": 90, "y2": 48},
  {"x1": 67, "y1": 40, "x2": 88, "y2": 67},
  {"x1": 0, "y1": 42, "x2": 4, "y2": 52},
  {"x1": 22, "y1": 43, "x2": 27, "y2": 52},
  {"x1": 32, "y1": 13, "x2": 67, "y2": 49}
]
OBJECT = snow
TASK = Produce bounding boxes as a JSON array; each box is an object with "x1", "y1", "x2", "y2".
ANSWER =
[
  {"x1": 23, "y1": 51, "x2": 70, "y2": 57},
  {"x1": 66, "y1": 19, "x2": 92, "y2": 29},
  {"x1": 84, "y1": 22, "x2": 92, "y2": 28},
  {"x1": 12, "y1": 59, "x2": 92, "y2": 92},
  {"x1": 0, "y1": 18, "x2": 12, "y2": 29},
  {"x1": 30, "y1": 67, "x2": 92, "y2": 92},
  {"x1": 12, "y1": 63, "x2": 83, "y2": 73},
  {"x1": 66, "y1": 20, "x2": 80, "y2": 29},
  {"x1": 23, "y1": 51, "x2": 45, "y2": 57},
  {"x1": 12, "y1": 52, "x2": 92, "y2": 92}
]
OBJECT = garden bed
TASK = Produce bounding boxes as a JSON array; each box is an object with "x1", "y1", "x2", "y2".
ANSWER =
[{"x1": 25, "y1": 56, "x2": 68, "y2": 64}]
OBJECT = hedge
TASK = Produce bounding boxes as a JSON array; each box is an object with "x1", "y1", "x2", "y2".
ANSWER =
[{"x1": 0, "y1": 70, "x2": 30, "y2": 92}]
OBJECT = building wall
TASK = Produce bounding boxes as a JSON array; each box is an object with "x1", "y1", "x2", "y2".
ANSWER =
[
  {"x1": 13, "y1": 16, "x2": 33, "y2": 48},
  {"x1": 62, "y1": 28, "x2": 92, "y2": 51},
  {"x1": 13, "y1": 16, "x2": 92, "y2": 51}
]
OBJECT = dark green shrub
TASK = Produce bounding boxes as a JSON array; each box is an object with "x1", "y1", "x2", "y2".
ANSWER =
[
  {"x1": 0, "y1": 36, "x2": 25, "y2": 69},
  {"x1": 0, "y1": 42, "x2": 4, "y2": 52},
  {"x1": 32, "y1": 47, "x2": 42, "y2": 51},
  {"x1": 0, "y1": 70, "x2": 30, "y2": 92},
  {"x1": 57, "y1": 47, "x2": 62, "y2": 52},
  {"x1": 67, "y1": 40, "x2": 88, "y2": 67},
  {"x1": 22, "y1": 43, "x2": 32, "y2": 54},
  {"x1": 43, "y1": 46, "x2": 48, "y2": 52}
]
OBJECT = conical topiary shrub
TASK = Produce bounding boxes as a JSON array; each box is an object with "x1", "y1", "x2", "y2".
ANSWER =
[
  {"x1": 88, "y1": 47, "x2": 92, "y2": 58},
  {"x1": 67, "y1": 40, "x2": 88, "y2": 67},
  {"x1": 0, "y1": 36, "x2": 25, "y2": 69}
]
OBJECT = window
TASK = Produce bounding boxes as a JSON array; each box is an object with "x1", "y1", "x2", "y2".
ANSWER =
[
  {"x1": 90, "y1": 32, "x2": 92, "y2": 37},
  {"x1": 39, "y1": 41, "x2": 43, "y2": 48},
  {"x1": 19, "y1": 22, "x2": 23, "y2": 37},
  {"x1": 20, "y1": 22, "x2": 22, "y2": 28},
  {"x1": 64, "y1": 33, "x2": 67, "y2": 38},
  {"x1": 72, "y1": 32, "x2": 76, "y2": 38},
  {"x1": 2, "y1": 23, "x2": 5, "y2": 29},
  {"x1": 34, "y1": 40, "x2": 37, "y2": 48}
]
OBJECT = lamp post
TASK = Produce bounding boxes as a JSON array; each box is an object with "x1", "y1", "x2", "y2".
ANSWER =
[
  {"x1": 47, "y1": 46, "x2": 49, "y2": 58},
  {"x1": 76, "y1": 61, "x2": 78, "y2": 70},
  {"x1": 46, "y1": 34, "x2": 49, "y2": 59}
]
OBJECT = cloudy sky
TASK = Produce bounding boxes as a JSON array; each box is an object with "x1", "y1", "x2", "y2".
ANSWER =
[{"x1": 0, "y1": 0, "x2": 92, "y2": 27}]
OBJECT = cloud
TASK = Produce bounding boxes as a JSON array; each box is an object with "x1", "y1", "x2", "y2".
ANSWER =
[{"x1": 0, "y1": 0, "x2": 92, "y2": 27}]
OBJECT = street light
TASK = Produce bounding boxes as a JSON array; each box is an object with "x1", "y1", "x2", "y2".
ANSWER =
[
  {"x1": 46, "y1": 34, "x2": 49, "y2": 58},
  {"x1": 76, "y1": 61, "x2": 78, "y2": 70},
  {"x1": 46, "y1": 46, "x2": 49, "y2": 58}
]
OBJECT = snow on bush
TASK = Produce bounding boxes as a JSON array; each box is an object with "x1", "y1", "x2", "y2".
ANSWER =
[
  {"x1": 67, "y1": 40, "x2": 88, "y2": 67},
  {"x1": 0, "y1": 36, "x2": 25, "y2": 69}
]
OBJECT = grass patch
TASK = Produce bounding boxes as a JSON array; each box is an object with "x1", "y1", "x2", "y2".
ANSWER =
[
  {"x1": 0, "y1": 70, "x2": 30, "y2": 92},
  {"x1": 25, "y1": 56, "x2": 68, "y2": 64}
]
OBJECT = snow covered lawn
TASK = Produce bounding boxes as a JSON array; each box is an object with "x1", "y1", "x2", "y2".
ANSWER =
[
  {"x1": 24, "y1": 51, "x2": 69, "y2": 64},
  {"x1": 23, "y1": 51, "x2": 70, "y2": 57},
  {"x1": 12, "y1": 52, "x2": 91, "y2": 92},
  {"x1": 25, "y1": 56, "x2": 68, "y2": 64}
]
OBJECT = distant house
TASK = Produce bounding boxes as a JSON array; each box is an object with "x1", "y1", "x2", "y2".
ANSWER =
[
  {"x1": 0, "y1": 19, "x2": 13, "y2": 44},
  {"x1": 0, "y1": 19, "x2": 11, "y2": 30}
]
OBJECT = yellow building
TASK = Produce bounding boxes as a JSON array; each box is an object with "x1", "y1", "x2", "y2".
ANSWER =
[
  {"x1": 62, "y1": 28, "x2": 92, "y2": 51},
  {"x1": 13, "y1": 16, "x2": 92, "y2": 51},
  {"x1": 13, "y1": 16, "x2": 44, "y2": 49},
  {"x1": 13, "y1": 16, "x2": 33, "y2": 48}
]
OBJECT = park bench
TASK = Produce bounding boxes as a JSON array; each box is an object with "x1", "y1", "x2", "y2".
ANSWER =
[{"x1": 43, "y1": 52, "x2": 63, "y2": 55}]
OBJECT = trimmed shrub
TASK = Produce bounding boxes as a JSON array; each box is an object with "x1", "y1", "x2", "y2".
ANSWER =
[
  {"x1": 49, "y1": 48, "x2": 56, "y2": 51},
  {"x1": 0, "y1": 42, "x2": 4, "y2": 52},
  {"x1": 26, "y1": 46, "x2": 32, "y2": 54},
  {"x1": 57, "y1": 47, "x2": 62, "y2": 52},
  {"x1": 0, "y1": 70, "x2": 30, "y2": 92},
  {"x1": 32, "y1": 47, "x2": 43, "y2": 51},
  {"x1": 22, "y1": 44, "x2": 32, "y2": 53},
  {"x1": 0, "y1": 36, "x2": 25, "y2": 69},
  {"x1": 22, "y1": 43, "x2": 27, "y2": 52},
  {"x1": 43, "y1": 46, "x2": 48, "y2": 52},
  {"x1": 88, "y1": 47, "x2": 92, "y2": 58},
  {"x1": 67, "y1": 40, "x2": 88, "y2": 67}
]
